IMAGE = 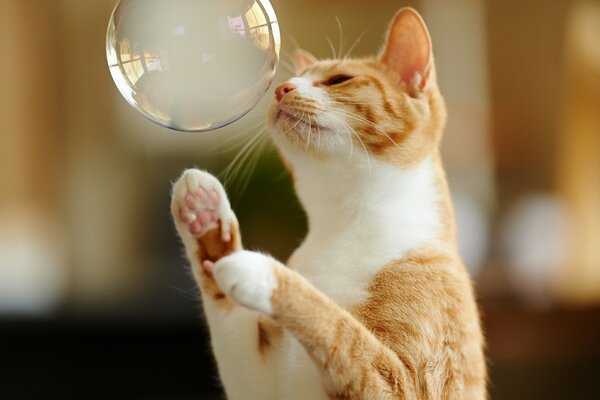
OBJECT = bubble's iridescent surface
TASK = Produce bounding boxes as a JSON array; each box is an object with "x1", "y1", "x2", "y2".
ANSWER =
[{"x1": 106, "y1": 0, "x2": 280, "y2": 132}]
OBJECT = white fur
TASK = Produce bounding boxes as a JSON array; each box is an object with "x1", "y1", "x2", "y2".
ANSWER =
[
  {"x1": 172, "y1": 171, "x2": 279, "y2": 400},
  {"x1": 274, "y1": 72, "x2": 443, "y2": 395},
  {"x1": 173, "y1": 75, "x2": 445, "y2": 398},
  {"x1": 275, "y1": 74, "x2": 361, "y2": 157},
  {"x1": 276, "y1": 152, "x2": 443, "y2": 399},
  {"x1": 289, "y1": 155, "x2": 443, "y2": 305},
  {"x1": 213, "y1": 251, "x2": 277, "y2": 315},
  {"x1": 289, "y1": 76, "x2": 327, "y2": 102}
]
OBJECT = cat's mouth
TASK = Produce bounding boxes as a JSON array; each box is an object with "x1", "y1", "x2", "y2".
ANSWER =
[{"x1": 276, "y1": 109, "x2": 331, "y2": 134}]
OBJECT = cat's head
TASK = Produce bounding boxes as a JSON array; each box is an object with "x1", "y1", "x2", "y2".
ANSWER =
[{"x1": 267, "y1": 8, "x2": 446, "y2": 169}]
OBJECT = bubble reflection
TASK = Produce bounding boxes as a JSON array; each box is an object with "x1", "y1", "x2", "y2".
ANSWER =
[{"x1": 106, "y1": 0, "x2": 280, "y2": 132}]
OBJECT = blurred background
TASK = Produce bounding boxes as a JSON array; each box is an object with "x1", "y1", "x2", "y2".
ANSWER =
[{"x1": 1, "y1": 0, "x2": 600, "y2": 398}]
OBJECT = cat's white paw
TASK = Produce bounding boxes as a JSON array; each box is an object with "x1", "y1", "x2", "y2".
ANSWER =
[
  {"x1": 212, "y1": 251, "x2": 277, "y2": 315},
  {"x1": 171, "y1": 169, "x2": 235, "y2": 241}
]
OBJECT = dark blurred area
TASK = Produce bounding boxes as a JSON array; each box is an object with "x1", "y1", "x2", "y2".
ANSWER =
[{"x1": 1, "y1": 0, "x2": 600, "y2": 399}]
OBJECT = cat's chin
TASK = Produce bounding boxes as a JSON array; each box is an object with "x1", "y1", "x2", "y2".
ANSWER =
[
  {"x1": 267, "y1": 102, "x2": 346, "y2": 158},
  {"x1": 275, "y1": 110, "x2": 328, "y2": 133},
  {"x1": 269, "y1": 110, "x2": 330, "y2": 143}
]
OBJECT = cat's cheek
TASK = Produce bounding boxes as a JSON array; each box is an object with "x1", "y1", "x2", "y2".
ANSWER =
[{"x1": 212, "y1": 251, "x2": 277, "y2": 315}]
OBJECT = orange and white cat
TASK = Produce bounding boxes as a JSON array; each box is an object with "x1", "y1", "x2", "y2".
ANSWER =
[{"x1": 171, "y1": 8, "x2": 487, "y2": 400}]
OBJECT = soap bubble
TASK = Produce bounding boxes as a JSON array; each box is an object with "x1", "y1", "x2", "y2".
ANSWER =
[{"x1": 106, "y1": 0, "x2": 280, "y2": 132}]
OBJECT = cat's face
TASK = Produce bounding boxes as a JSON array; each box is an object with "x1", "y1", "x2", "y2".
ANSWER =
[{"x1": 267, "y1": 8, "x2": 446, "y2": 169}]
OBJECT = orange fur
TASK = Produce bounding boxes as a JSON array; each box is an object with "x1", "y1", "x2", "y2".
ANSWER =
[
  {"x1": 266, "y1": 245, "x2": 486, "y2": 399},
  {"x1": 263, "y1": 7, "x2": 487, "y2": 398},
  {"x1": 270, "y1": 56, "x2": 447, "y2": 168},
  {"x1": 195, "y1": 222, "x2": 241, "y2": 308},
  {"x1": 178, "y1": 7, "x2": 487, "y2": 399}
]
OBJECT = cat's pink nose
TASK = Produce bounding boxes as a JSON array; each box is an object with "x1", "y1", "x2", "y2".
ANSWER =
[{"x1": 275, "y1": 82, "x2": 296, "y2": 102}]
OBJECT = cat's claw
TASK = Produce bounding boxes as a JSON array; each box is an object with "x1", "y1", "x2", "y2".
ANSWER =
[{"x1": 171, "y1": 169, "x2": 234, "y2": 242}]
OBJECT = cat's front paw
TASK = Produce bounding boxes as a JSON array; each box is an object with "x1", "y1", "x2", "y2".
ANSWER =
[
  {"x1": 212, "y1": 251, "x2": 277, "y2": 315},
  {"x1": 171, "y1": 169, "x2": 235, "y2": 242}
]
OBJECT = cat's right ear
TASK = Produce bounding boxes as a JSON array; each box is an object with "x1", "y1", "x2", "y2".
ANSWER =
[
  {"x1": 294, "y1": 49, "x2": 318, "y2": 75},
  {"x1": 380, "y1": 8, "x2": 433, "y2": 95}
]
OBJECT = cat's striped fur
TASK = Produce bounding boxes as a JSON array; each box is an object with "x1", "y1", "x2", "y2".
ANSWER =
[{"x1": 171, "y1": 7, "x2": 487, "y2": 399}]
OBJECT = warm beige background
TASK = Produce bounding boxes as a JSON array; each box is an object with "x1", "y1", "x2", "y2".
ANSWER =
[{"x1": 0, "y1": 0, "x2": 598, "y2": 326}]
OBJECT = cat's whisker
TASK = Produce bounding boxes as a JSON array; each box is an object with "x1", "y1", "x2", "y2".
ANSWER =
[
  {"x1": 349, "y1": 116, "x2": 402, "y2": 150},
  {"x1": 223, "y1": 129, "x2": 262, "y2": 182},
  {"x1": 235, "y1": 133, "x2": 271, "y2": 196},
  {"x1": 325, "y1": 36, "x2": 337, "y2": 59},
  {"x1": 286, "y1": 111, "x2": 306, "y2": 134},
  {"x1": 242, "y1": 104, "x2": 276, "y2": 123},
  {"x1": 305, "y1": 115, "x2": 313, "y2": 151},
  {"x1": 240, "y1": 133, "x2": 270, "y2": 189},
  {"x1": 328, "y1": 113, "x2": 371, "y2": 172},
  {"x1": 316, "y1": 118, "x2": 322, "y2": 151},
  {"x1": 328, "y1": 100, "x2": 381, "y2": 106},
  {"x1": 333, "y1": 108, "x2": 384, "y2": 129},
  {"x1": 335, "y1": 117, "x2": 355, "y2": 160},
  {"x1": 343, "y1": 25, "x2": 371, "y2": 59},
  {"x1": 210, "y1": 118, "x2": 265, "y2": 155},
  {"x1": 335, "y1": 16, "x2": 344, "y2": 58},
  {"x1": 169, "y1": 285, "x2": 200, "y2": 302},
  {"x1": 327, "y1": 106, "x2": 380, "y2": 126},
  {"x1": 343, "y1": 121, "x2": 370, "y2": 173},
  {"x1": 222, "y1": 124, "x2": 267, "y2": 195},
  {"x1": 332, "y1": 108, "x2": 403, "y2": 151}
]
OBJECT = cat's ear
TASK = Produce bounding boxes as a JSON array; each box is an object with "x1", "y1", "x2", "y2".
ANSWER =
[
  {"x1": 380, "y1": 8, "x2": 433, "y2": 94},
  {"x1": 294, "y1": 49, "x2": 318, "y2": 75}
]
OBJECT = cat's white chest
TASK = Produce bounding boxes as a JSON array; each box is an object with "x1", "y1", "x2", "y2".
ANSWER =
[
  {"x1": 288, "y1": 155, "x2": 443, "y2": 308},
  {"x1": 271, "y1": 156, "x2": 444, "y2": 397},
  {"x1": 290, "y1": 236, "x2": 384, "y2": 307}
]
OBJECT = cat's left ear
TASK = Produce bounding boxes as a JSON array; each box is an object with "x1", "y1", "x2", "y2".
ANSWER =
[
  {"x1": 294, "y1": 49, "x2": 318, "y2": 75},
  {"x1": 380, "y1": 8, "x2": 433, "y2": 95}
]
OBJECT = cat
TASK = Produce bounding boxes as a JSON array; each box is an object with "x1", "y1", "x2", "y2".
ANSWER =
[{"x1": 170, "y1": 7, "x2": 487, "y2": 400}]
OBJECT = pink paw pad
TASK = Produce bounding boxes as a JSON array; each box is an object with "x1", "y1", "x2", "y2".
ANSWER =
[{"x1": 178, "y1": 187, "x2": 222, "y2": 236}]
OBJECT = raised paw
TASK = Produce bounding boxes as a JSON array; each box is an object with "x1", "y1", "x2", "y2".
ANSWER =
[
  {"x1": 171, "y1": 169, "x2": 234, "y2": 241},
  {"x1": 211, "y1": 251, "x2": 277, "y2": 315},
  {"x1": 171, "y1": 169, "x2": 241, "y2": 270}
]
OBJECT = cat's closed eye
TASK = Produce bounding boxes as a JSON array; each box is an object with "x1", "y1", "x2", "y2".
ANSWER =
[{"x1": 323, "y1": 74, "x2": 353, "y2": 86}]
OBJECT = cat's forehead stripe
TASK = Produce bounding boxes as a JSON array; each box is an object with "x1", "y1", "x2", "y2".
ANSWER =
[{"x1": 300, "y1": 59, "x2": 381, "y2": 80}]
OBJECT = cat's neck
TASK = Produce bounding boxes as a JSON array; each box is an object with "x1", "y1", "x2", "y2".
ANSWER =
[{"x1": 292, "y1": 152, "x2": 453, "y2": 254}]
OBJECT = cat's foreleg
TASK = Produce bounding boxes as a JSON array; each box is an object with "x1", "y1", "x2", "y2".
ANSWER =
[
  {"x1": 212, "y1": 251, "x2": 417, "y2": 399},
  {"x1": 171, "y1": 169, "x2": 278, "y2": 400}
]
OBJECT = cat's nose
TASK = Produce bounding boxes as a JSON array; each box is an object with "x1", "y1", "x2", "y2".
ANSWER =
[{"x1": 275, "y1": 82, "x2": 296, "y2": 102}]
